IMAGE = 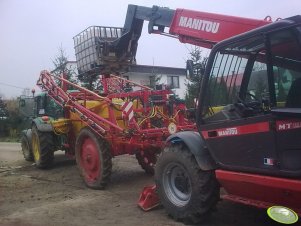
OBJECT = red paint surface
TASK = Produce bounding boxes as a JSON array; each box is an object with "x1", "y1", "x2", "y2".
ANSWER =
[
  {"x1": 170, "y1": 9, "x2": 271, "y2": 48},
  {"x1": 216, "y1": 170, "x2": 301, "y2": 215},
  {"x1": 201, "y1": 121, "x2": 270, "y2": 139},
  {"x1": 80, "y1": 137, "x2": 100, "y2": 182},
  {"x1": 276, "y1": 119, "x2": 301, "y2": 131}
]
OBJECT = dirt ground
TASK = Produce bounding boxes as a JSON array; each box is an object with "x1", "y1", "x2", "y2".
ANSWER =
[{"x1": 0, "y1": 142, "x2": 288, "y2": 226}]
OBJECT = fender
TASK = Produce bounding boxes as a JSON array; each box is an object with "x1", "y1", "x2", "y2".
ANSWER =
[
  {"x1": 32, "y1": 117, "x2": 53, "y2": 132},
  {"x1": 167, "y1": 131, "x2": 217, "y2": 170}
]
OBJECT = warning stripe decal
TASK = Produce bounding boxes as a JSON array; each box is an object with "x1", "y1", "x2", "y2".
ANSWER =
[{"x1": 121, "y1": 102, "x2": 134, "y2": 122}]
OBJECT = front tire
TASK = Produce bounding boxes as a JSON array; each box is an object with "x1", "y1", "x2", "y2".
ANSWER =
[
  {"x1": 31, "y1": 126, "x2": 55, "y2": 168},
  {"x1": 75, "y1": 128, "x2": 112, "y2": 189},
  {"x1": 155, "y1": 143, "x2": 219, "y2": 224},
  {"x1": 21, "y1": 133, "x2": 34, "y2": 161}
]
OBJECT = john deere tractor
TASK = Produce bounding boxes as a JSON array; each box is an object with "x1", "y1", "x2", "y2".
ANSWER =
[{"x1": 19, "y1": 92, "x2": 65, "y2": 168}]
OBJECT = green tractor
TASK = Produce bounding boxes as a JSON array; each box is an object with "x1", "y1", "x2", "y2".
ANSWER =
[{"x1": 19, "y1": 92, "x2": 65, "y2": 168}]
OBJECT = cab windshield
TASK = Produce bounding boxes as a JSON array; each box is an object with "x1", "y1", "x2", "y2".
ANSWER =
[{"x1": 202, "y1": 25, "x2": 301, "y2": 119}]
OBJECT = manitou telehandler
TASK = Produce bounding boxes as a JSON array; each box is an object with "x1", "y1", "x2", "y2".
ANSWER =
[
  {"x1": 156, "y1": 18, "x2": 301, "y2": 223},
  {"x1": 101, "y1": 4, "x2": 301, "y2": 224},
  {"x1": 22, "y1": 3, "x2": 301, "y2": 223}
]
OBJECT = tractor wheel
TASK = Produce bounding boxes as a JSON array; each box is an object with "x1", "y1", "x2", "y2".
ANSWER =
[
  {"x1": 21, "y1": 133, "x2": 34, "y2": 161},
  {"x1": 155, "y1": 143, "x2": 220, "y2": 224},
  {"x1": 75, "y1": 128, "x2": 112, "y2": 189},
  {"x1": 31, "y1": 126, "x2": 55, "y2": 169},
  {"x1": 136, "y1": 150, "x2": 158, "y2": 175}
]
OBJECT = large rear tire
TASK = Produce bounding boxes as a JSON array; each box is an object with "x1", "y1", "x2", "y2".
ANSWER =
[
  {"x1": 155, "y1": 143, "x2": 219, "y2": 224},
  {"x1": 31, "y1": 126, "x2": 55, "y2": 169},
  {"x1": 21, "y1": 133, "x2": 34, "y2": 161},
  {"x1": 75, "y1": 128, "x2": 112, "y2": 189}
]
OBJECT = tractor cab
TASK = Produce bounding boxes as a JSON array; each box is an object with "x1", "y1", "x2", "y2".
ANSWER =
[
  {"x1": 33, "y1": 92, "x2": 63, "y2": 119},
  {"x1": 197, "y1": 16, "x2": 301, "y2": 177},
  {"x1": 19, "y1": 92, "x2": 63, "y2": 133},
  {"x1": 19, "y1": 92, "x2": 62, "y2": 119}
]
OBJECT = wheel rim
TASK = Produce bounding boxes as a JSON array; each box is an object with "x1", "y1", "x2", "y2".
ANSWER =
[
  {"x1": 163, "y1": 163, "x2": 192, "y2": 207},
  {"x1": 80, "y1": 137, "x2": 100, "y2": 182},
  {"x1": 32, "y1": 132, "x2": 40, "y2": 161}
]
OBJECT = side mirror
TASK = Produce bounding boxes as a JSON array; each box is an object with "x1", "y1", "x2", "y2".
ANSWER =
[{"x1": 186, "y1": 60, "x2": 194, "y2": 80}]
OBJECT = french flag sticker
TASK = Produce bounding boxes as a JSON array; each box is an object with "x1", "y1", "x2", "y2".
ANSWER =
[{"x1": 264, "y1": 158, "x2": 275, "y2": 166}]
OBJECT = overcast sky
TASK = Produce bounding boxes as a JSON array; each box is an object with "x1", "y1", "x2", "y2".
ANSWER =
[{"x1": 0, "y1": 0, "x2": 300, "y2": 98}]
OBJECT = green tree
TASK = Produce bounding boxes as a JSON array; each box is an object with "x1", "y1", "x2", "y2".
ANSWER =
[
  {"x1": 209, "y1": 77, "x2": 228, "y2": 106},
  {"x1": 0, "y1": 96, "x2": 8, "y2": 119},
  {"x1": 149, "y1": 74, "x2": 162, "y2": 89},
  {"x1": 78, "y1": 74, "x2": 99, "y2": 91},
  {"x1": 52, "y1": 46, "x2": 77, "y2": 89},
  {"x1": 0, "y1": 98, "x2": 25, "y2": 139},
  {"x1": 0, "y1": 96, "x2": 8, "y2": 137},
  {"x1": 6, "y1": 98, "x2": 23, "y2": 137},
  {"x1": 185, "y1": 47, "x2": 207, "y2": 108}
]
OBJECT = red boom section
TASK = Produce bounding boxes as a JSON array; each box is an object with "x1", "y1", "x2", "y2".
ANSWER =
[
  {"x1": 169, "y1": 9, "x2": 271, "y2": 48},
  {"x1": 37, "y1": 70, "x2": 120, "y2": 135},
  {"x1": 37, "y1": 71, "x2": 197, "y2": 156}
]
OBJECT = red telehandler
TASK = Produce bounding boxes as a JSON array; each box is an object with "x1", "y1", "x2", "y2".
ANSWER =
[
  {"x1": 101, "y1": 4, "x2": 301, "y2": 224},
  {"x1": 27, "y1": 3, "x2": 301, "y2": 224}
]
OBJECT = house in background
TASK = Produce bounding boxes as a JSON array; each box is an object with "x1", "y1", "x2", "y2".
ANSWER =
[
  {"x1": 59, "y1": 61, "x2": 188, "y2": 99},
  {"x1": 124, "y1": 64, "x2": 187, "y2": 99}
]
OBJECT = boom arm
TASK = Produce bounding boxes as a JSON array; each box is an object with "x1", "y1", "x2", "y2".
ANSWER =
[
  {"x1": 73, "y1": 5, "x2": 272, "y2": 75},
  {"x1": 113, "y1": 4, "x2": 271, "y2": 58}
]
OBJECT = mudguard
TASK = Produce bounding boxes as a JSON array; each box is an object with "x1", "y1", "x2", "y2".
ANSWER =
[
  {"x1": 166, "y1": 131, "x2": 217, "y2": 170},
  {"x1": 32, "y1": 117, "x2": 53, "y2": 132}
]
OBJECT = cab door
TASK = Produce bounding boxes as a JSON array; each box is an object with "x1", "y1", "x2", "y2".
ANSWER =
[
  {"x1": 200, "y1": 114, "x2": 277, "y2": 174},
  {"x1": 198, "y1": 35, "x2": 278, "y2": 175}
]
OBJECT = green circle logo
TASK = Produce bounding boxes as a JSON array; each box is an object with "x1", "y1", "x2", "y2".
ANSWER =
[{"x1": 267, "y1": 206, "x2": 299, "y2": 224}]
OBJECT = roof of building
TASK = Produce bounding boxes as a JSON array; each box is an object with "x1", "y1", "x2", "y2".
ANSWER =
[
  {"x1": 127, "y1": 64, "x2": 186, "y2": 75},
  {"x1": 54, "y1": 61, "x2": 186, "y2": 76}
]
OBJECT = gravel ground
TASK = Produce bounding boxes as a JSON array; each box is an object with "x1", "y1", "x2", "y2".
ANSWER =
[{"x1": 0, "y1": 142, "x2": 287, "y2": 226}]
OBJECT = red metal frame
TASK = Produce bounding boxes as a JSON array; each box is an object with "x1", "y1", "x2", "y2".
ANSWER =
[
  {"x1": 201, "y1": 121, "x2": 270, "y2": 139},
  {"x1": 79, "y1": 137, "x2": 101, "y2": 182},
  {"x1": 138, "y1": 185, "x2": 160, "y2": 211},
  {"x1": 37, "y1": 70, "x2": 196, "y2": 157},
  {"x1": 216, "y1": 170, "x2": 301, "y2": 216}
]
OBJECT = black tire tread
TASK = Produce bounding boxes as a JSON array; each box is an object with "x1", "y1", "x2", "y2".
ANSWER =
[
  {"x1": 75, "y1": 128, "x2": 112, "y2": 189},
  {"x1": 32, "y1": 126, "x2": 55, "y2": 169},
  {"x1": 97, "y1": 139, "x2": 112, "y2": 188},
  {"x1": 155, "y1": 143, "x2": 220, "y2": 224},
  {"x1": 21, "y1": 135, "x2": 34, "y2": 161},
  {"x1": 135, "y1": 152, "x2": 156, "y2": 175}
]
